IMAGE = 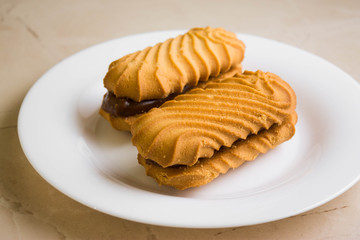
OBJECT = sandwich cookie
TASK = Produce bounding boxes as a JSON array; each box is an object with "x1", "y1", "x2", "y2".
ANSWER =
[{"x1": 131, "y1": 70, "x2": 297, "y2": 189}]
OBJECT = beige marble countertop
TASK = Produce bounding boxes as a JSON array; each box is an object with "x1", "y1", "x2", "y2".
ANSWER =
[{"x1": 1, "y1": 0, "x2": 360, "y2": 239}]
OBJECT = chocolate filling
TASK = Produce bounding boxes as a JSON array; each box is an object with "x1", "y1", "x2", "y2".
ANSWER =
[{"x1": 101, "y1": 85, "x2": 193, "y2": 117}]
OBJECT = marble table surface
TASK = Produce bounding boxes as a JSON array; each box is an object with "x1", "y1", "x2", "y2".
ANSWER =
[{"x1": 1, "y1": 0, "x2": 360, "y2": 239}]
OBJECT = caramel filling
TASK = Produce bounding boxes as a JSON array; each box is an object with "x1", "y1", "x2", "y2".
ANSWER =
[{"x1": 101, "y1": 85, "x2": 193, "y2": 117}]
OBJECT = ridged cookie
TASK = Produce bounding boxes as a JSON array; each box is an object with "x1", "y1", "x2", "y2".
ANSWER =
[
  {"x1": 131, "y1": 70, "x2": 297, "y2": 168},
  {"x1": 138, "y1": 112, "x2": 297, "y2": 190},
  {"x1": 103, "y1": 27, "x2": 245, "y2": 102}
]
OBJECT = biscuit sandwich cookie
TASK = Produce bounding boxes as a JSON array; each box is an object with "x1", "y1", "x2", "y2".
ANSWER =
[
  {"x1": 99, "y1": 27, "x2": 245, "y2": 131},
  {"x1": 131, "y1": 70, "x2": 297, "y2": 189}
]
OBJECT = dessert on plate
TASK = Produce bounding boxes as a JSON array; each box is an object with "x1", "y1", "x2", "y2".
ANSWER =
[{"x1": 99, "y1": 27, "x2": 297, "y2": 189}]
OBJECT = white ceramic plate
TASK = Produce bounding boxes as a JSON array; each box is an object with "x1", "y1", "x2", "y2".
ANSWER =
[{"x1": 18, "y1": 30, "x2": 360, "y2": 228}]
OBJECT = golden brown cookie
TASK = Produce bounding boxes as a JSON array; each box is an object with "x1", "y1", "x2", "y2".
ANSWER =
[
  {"x1": 132, "y1": 70, "x2": 297, "y2": 189},
  {"x1": 99, "y1": 27, "x2": 245, "y2": 131},
  {"x1": 138, "y1": 112, "x2": 297, "y2": 190},
  {"x1": 131, "y1": 70, "x2": 297, "y2": 168},
  {"x1": 104, "y1": 27, "x2": 245, "y2": 102}
]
